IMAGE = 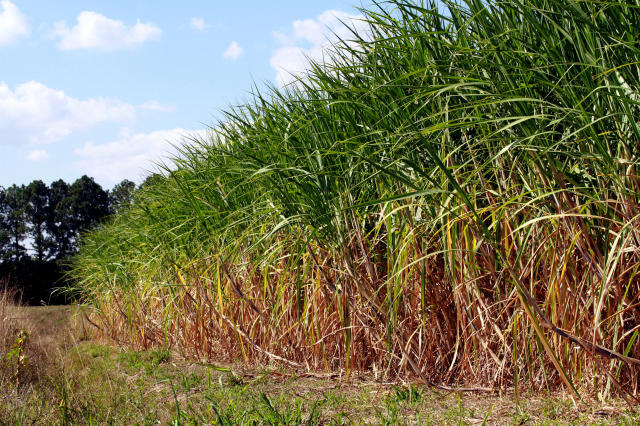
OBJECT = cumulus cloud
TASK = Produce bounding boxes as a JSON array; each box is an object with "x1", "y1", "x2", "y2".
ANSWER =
[
  {"x1": 26, "y1": 149, "x2": 48, "y2": 161},
  {"x1": 140, "y1": 100, "x2": 175, "y2": 113},
  {"x1": 0, "y1": 0, "x2": 30, "y2": 46},
  {"x1": 270, "y1": 10, "x2": 367, "y2": 86},
  {"x1": 222, "y1": 41, "x2": 243, "y2": 60},
  {"x1": 51, "y1": 11, "x2": 161, "y2": 51},
  {"x1": 74, "y1": 127, "x2": 207, "y2": 185},
  {"x1": 190, "y1": 17, "x2": 207, "y2": 31},
  {"x1": 0, "y1": 80, "x2": 135, "y2": 145}
]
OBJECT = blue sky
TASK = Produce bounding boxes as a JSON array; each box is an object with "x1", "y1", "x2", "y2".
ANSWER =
[{"x1": 0, "y1": 0, "x2": 368, "y2": 188}]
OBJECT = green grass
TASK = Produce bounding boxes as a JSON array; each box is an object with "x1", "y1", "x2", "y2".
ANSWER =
[
  {"x1": 70, "y1": 0, "x2": 640, "y2": 399},
  {"x1": 4, "y1": 342, "x2": 639, "y2": 424}
]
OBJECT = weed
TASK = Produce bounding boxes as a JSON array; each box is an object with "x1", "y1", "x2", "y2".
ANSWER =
[
  {"x1": 511, "y1": 406, "x2": 531, "y2": 425},
  {"x1": 391, "y1": 384, "x2": 424, "y2": 405},
  {"x1": 180, "y1": 372, "x2": 200, "y2": 391},
  {"x1": 443, "y1": 394, "x2": 472, "y2": 424}
]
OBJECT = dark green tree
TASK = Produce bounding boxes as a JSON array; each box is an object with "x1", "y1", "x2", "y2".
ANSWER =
[
  {"x1": 25, "y1": 180, "x2": 50, "y2": 261},
  {"x1": 47, "y1": 179, "x2": 73, "y2": 259},
  {"x1": 2, "y1": 185, "x2": 28, "y2": 261},
  {"x1": 0, "y1": 187, "x2": 11, "y2": 260},
  {"x1": 109, "y1": 179, "x2": 136, "y2": 214},
  {"x1": 69, "y1": 175, "x2": 110, "y2": 238}
]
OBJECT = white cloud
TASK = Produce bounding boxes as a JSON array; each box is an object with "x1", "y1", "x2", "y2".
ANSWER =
[
  {"x1": 0, "y1": 80, "x2": 135, "y2": 145},
  {"x1": 270, "y1": 10, "x2": 367, "y2": 86},
  {"x1": 190, "y1": 17, "x2": 207, "y2": 31},
  {"x1": 0, "y1": 0, "x2": 30, "y2": 46},
  {"x1": 140, "y1": 100, "x2": 175, "y2": 113},
  {"x1": 222, "y1": 41, "x2": 243, "y2": 61},
  {"x1": 51, "y1": 11, "x2": 161, "y2": 51},
  {"x1": 74, "y1": 127, "x2": 207, "y2": 185},
  {"x1": 26, "y1": 149, "x2": 48, "y2": 161}
]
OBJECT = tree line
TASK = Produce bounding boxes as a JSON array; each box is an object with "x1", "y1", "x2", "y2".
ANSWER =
[{"x1": 0, "y1": 176, "x2": 136, "y2": 304}]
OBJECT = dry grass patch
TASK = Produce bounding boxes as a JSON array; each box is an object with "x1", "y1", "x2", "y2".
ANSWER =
[{"x1": 0, "y1": 287, "x2": 92, "y2": 423}]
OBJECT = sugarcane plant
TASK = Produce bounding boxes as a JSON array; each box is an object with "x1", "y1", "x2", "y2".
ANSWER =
[{"x1": 71, "y1": 0, "x2": 640, "y2": 398}]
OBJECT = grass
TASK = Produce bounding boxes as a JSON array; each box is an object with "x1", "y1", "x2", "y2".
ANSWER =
[
  {"x1": 1, "y1": 301, "x2": 639, "y2": 423},
  {"x1": 70, "y1": 0, "x2": 640, "y2": 401}
]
